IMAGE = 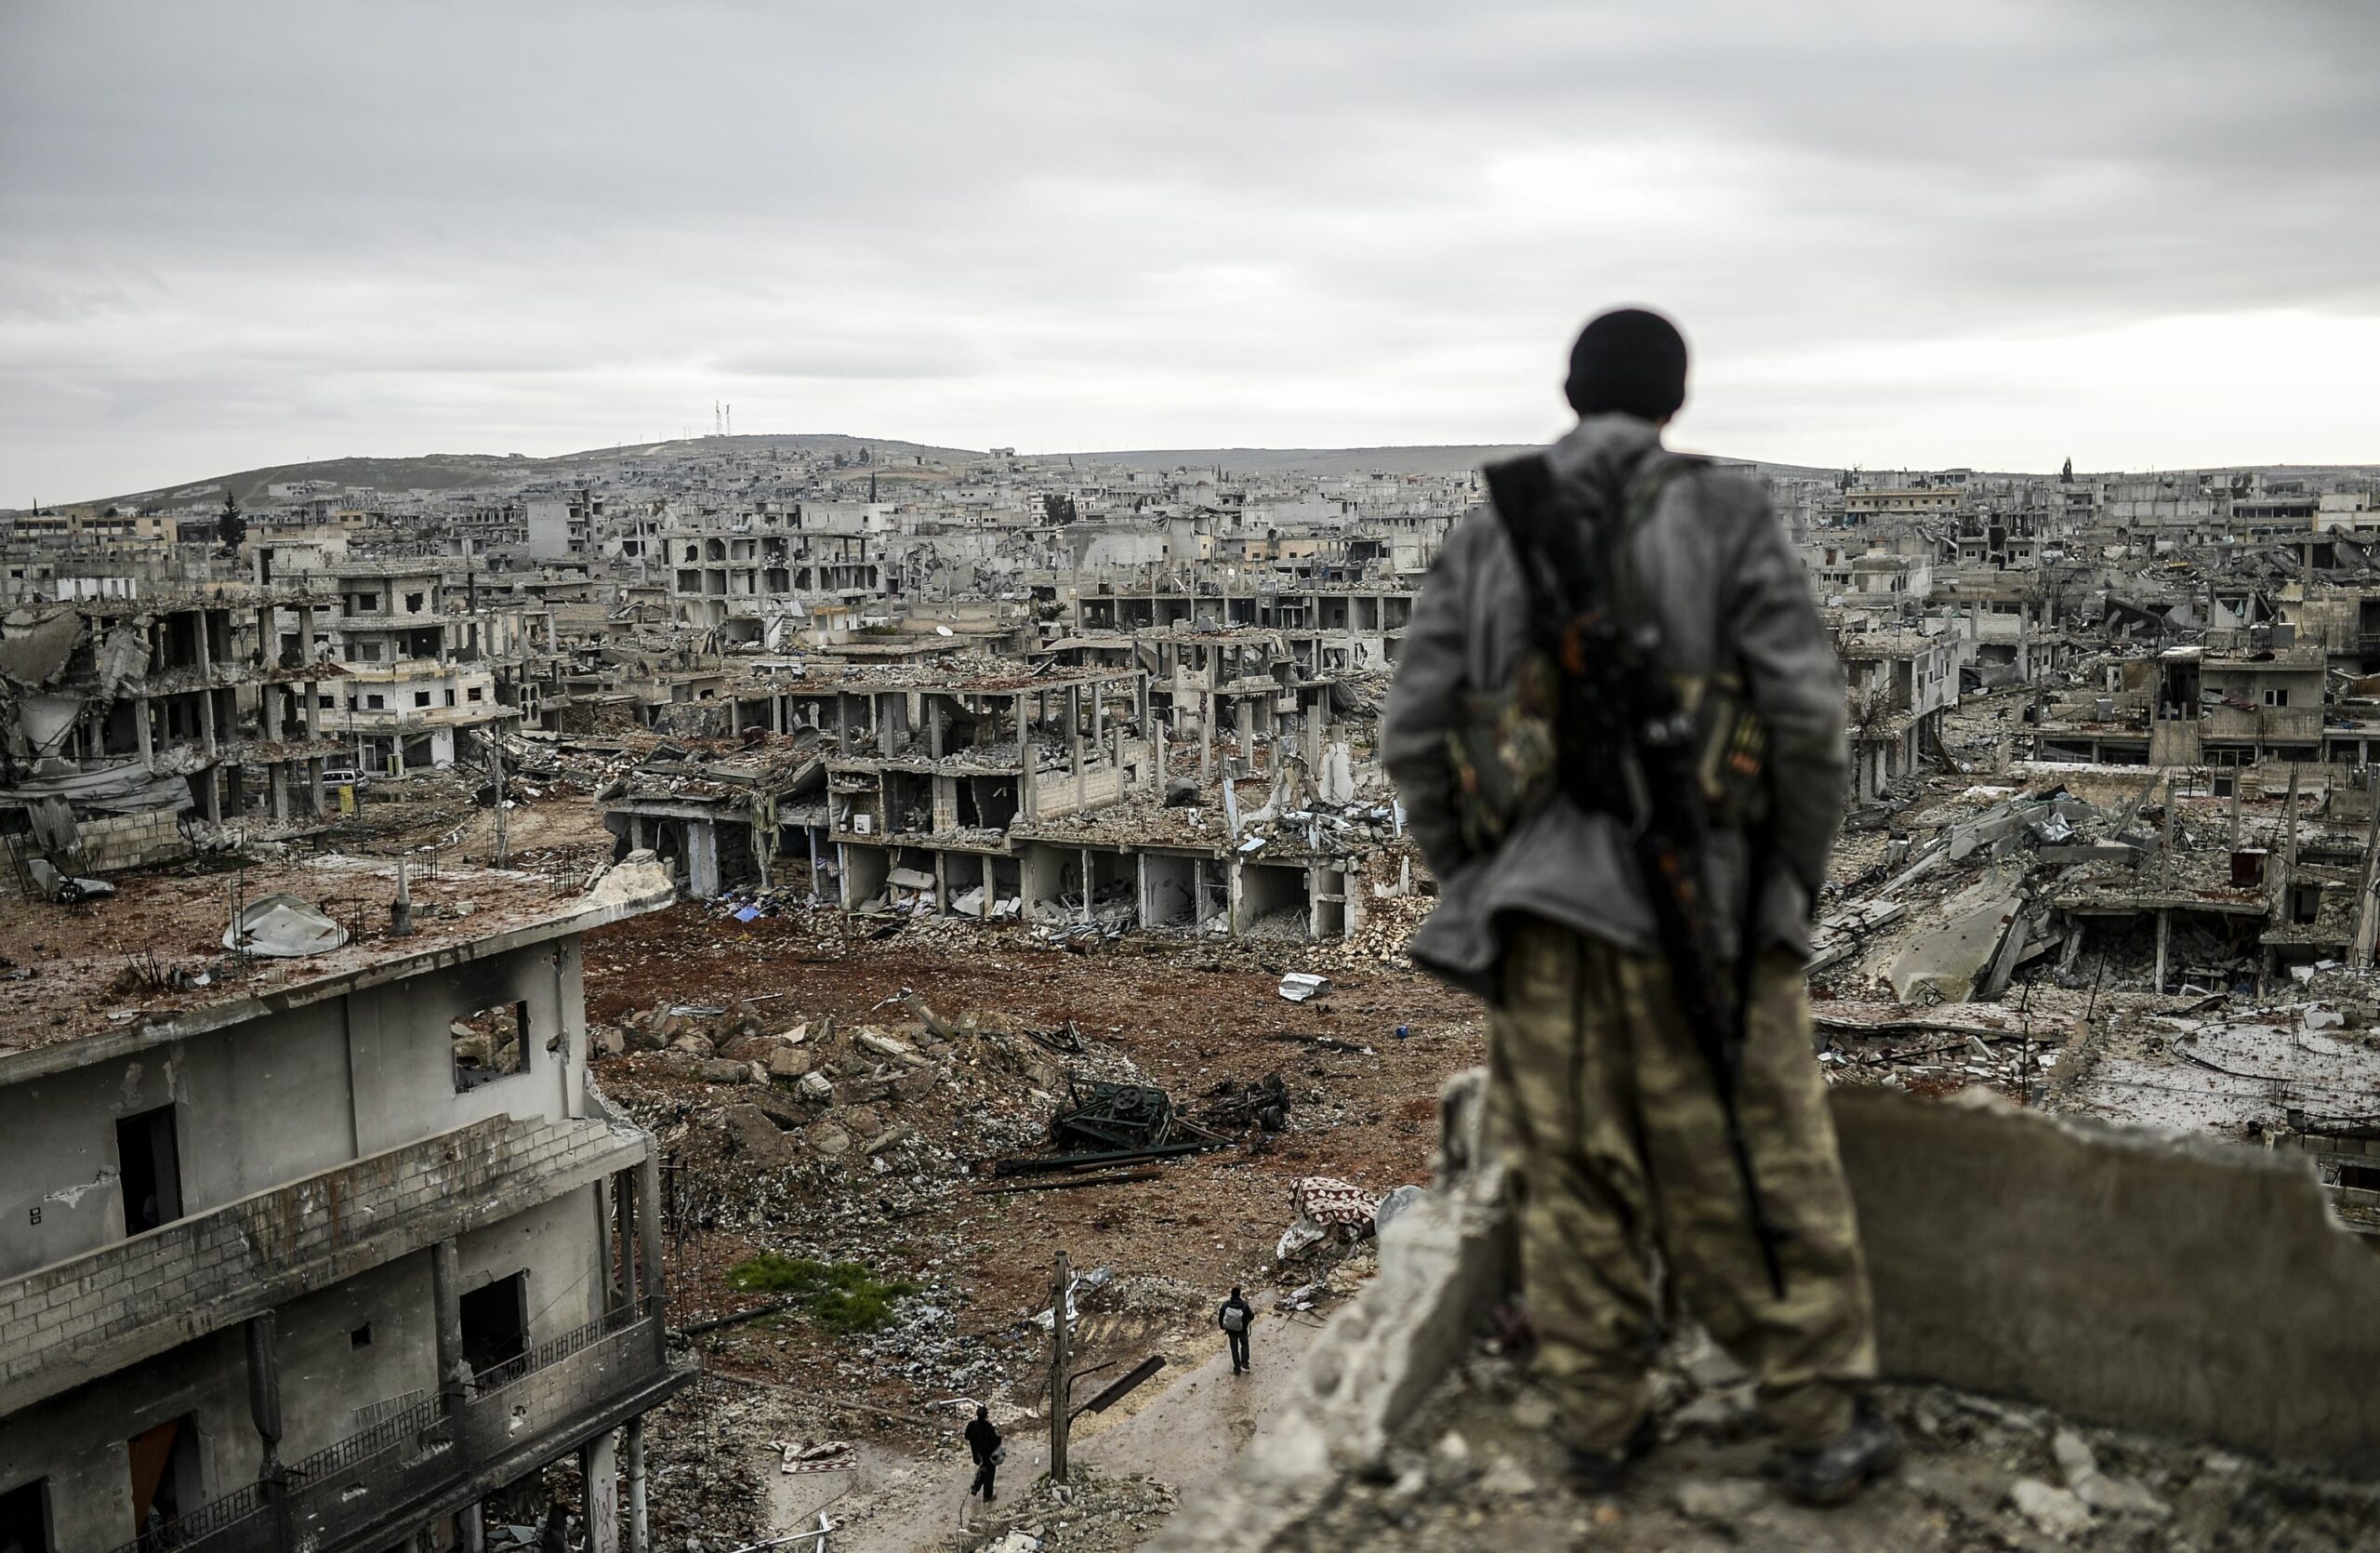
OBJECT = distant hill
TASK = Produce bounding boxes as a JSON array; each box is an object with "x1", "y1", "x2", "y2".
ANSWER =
[
  {"x1": 52, "y1": 432, "x2": 988, "y2": 513},
  {"x1": 77, "y1": 430, "x2": 2379, "y2": 516},
  {"x1": 1043, "y1": 444, "x2": 1846, "y2": 480}
]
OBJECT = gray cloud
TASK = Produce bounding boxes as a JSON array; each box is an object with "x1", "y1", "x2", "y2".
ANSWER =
[{"x1": 3, "y1": 0, "x2": 2376, "y2": 499}]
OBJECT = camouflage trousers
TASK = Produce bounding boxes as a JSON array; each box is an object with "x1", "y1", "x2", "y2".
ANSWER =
[{"x1": 1488, "y1": 918, "x2": 1878, "y2": 1453}]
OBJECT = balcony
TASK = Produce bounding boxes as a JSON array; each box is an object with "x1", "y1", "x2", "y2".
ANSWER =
[
  {"x1": 113, "y1": 1298, "x2": 692, "y2": 1553},
  {"x1": 0, "y1": 1115, "x2": 644, "y2": 1416},
  {"x1": 2202, "y1": 705, "x2": 2322, "y2": 743}
]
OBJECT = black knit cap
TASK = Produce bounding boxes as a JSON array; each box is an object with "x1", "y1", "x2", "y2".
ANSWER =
[{"x1": 1565, "y1": 307, "x2": 1688, "y2": 421}]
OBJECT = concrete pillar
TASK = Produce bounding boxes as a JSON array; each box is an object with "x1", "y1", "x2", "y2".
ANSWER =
[
  {"x1": 626, "y1": 1415, "x2": 650, "y2": 1553},
  {"x1": 200, "y1": 765, "x2": 224, "y2": 824},
  {"x1": 581, "y1": 1431, "x2": 621, "y2": 1553},
  {"x1": 637, "y1": 1153, "x2": 668, "y2": 1362},
  {"x1": 1080, "y1": 847, "x2": 1094, "y2": 924},
  {"x1": 432, "y1": 1239, "x2": 467, "y2": 1414},
  {"x1": 245, "y1": 1313, "x2": 295, "y2": 1552},
  {"x1": 135, "y1": 695, "x2": 153, "y2": 766},
  {"x1": 1071, "y1": 685, "x2": 1090, "y2": 819},
  {"x1": 614, "y1": 1170, "x2": 640, "y2": 1308},
  {"x1": 269, "y1": 761, "x2": 288, "y2": 822},
  {"x1": 1200, "y1": 683, "x2": 1215, "y2": 786},
  {"x1": 198, "y1": 685, "x2": 218, "y2": 761},
  {"x1": 981, "y1": 856, "x2": 996, "y2": 921},
  {"x1": 1016, "y1": 694, "x2": 1035, "y2": 819}
]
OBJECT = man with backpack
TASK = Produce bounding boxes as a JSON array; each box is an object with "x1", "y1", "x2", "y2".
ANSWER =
[
  {"x1": 1381, "y1": 308, "x2": 1897, "y2": 1506},
  {"x1": 1218, "y1": 1286, "x2": 1254, "y2": 1374}
]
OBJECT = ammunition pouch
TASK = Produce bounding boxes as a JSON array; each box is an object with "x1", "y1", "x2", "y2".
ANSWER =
[
  {"x1": 1450, "y1": 657, "x2": 1769, "y2": 850},
  {"x1": 1447, "y1": 652, "x2": 1559, "y2": 856}
]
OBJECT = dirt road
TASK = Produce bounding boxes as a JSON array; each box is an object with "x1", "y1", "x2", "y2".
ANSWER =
[{"x1": 764, "y1": 1312, "x2": 1326, "y2": 1550}]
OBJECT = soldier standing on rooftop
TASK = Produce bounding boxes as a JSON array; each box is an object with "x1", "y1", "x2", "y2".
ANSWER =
[{"x1": 1382, "y1": 307, "x2": 1898, "y2": 1504}]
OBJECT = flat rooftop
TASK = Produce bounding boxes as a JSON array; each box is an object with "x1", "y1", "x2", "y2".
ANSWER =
[{"x1": 0, "y1": 854, "x2": 673, "y2": 1069}]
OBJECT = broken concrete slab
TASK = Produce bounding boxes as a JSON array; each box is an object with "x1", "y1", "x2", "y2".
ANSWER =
[{"x1": 1835, "y1": 1087, "x2": 2380, "y2": 1474}]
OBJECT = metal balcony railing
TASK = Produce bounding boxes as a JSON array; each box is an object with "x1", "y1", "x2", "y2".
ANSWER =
[{"x1": 111, "y1": 1298, "x2": 667, "y2": 1553}]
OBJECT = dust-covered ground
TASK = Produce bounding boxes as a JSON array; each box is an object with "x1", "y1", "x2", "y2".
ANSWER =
[{"x1": 576, "y1": 896, "x2": 1475, "y2": 1544}]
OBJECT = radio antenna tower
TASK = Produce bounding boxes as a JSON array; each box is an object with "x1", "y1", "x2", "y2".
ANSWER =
[{"x1": 726, "y1": 404, "x2": 733, "y2": 438}]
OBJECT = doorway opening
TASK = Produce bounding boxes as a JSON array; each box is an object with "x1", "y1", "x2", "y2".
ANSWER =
[
  {"x1": 460, "y1": 1271, "x2": 529, "y2": 1376},
  {"x1": 127, "y1": 1414, "x2": 201, "y2": 1533},
  {"x1": 116, "y1": 1107, "x2": 182, "y2": 1236}
]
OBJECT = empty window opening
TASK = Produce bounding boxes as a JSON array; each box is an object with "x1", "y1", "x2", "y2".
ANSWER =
[
  {"x1": 459, "y1": 1272, "x2": 528, "y2": 1375},
  {"x1": 2338, "y1": 1161, "x2": 2380, "y2": 1193},
  {"x1": 126, "y1": 1414, "x2": 201, "y2": 1533},
  {"x1": 0, "y1": 1479, "x2": 54, "y2": 1553},
  {"x1": 414, "y1": 691, "x2": 431, "y2": 708},
  {"x1": 116, "y1": 1106, "x2": 182, "y2": 1236},
  {"x1": 452, "y1": 1001, "x2": 531, "y2": 1090},
  {"x1": 350, "y1": 1322, "x2": 372, "y2": 1348},
  {"x1": 2293, "y1": 883, "x2": 2324, "y2": 924}
]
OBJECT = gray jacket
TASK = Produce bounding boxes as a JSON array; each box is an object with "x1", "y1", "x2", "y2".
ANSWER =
[{"x1": 1382, "y1": 413, "x2": 1847, "y2": 997}]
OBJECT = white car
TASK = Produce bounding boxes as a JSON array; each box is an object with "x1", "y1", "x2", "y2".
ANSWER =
[{"x1": 322, "y1": 765, "x2": 371, "y2": 789}]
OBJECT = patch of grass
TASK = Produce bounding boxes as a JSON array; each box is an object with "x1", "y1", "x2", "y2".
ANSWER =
[{"x1": 726, "y1": 1254, "x2": 921, "y2": 1335}]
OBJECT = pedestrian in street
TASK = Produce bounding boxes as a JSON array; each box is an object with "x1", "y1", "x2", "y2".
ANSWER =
[
  {"x1": 965, "y1": 1404, "x2": 1003, "y2": 1502},
  {"x1": 1382, "y1": 307, "x2": 1899, "y2": 1506},
  {"x1": 1218, "y1": 1285, "x2": 1254, "y2": 1374}
]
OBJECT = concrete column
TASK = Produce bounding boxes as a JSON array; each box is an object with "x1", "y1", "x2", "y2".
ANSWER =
[
  {"x1": 1016, "y1": 694, "x2": 1035, "y2": 819},
  {"x1": 1200, "y1": 684, "x2": 1215, "y2": 786},
  {"x1": 1072, "y1": 684, "x2": 1090, "y2": 811},
  {"x1": 135, "y1": 695, "x2": 153, "y2": 766},
  {"x1": 1080, "y1": 847, "x2": 1093, "y2": 924},
  {"x1": 614, "y1": 1172, "x2": 642, "y2": 1305},
  {"x1": 638, "y1": 1151, "x2": 667, "y2": 1363},
  {"x1": 269, "y1": 761, "x2": 288, "y2": 822},
  {"x1": 245, "y1": 1313, "x2": 295, "y2": 1552},
  {"x1": 432, "y1": 1239, "x2": 468, "y2": 1414},
  {"x1": 198, "y1": 685, "x2": 219, "y2": 761},
  {"x1": 581, "y1": 1431, "x2": 621, "y2": 1553},
  {"x1": 626, "y1": 1415, "x2": 651, "y2": 1553},
  {"x1": 981, "y1": 855, "x2": 996, "y2": 921},
  {"x1": 200, "y1": 765, "x2": 224, "y2": 824}
]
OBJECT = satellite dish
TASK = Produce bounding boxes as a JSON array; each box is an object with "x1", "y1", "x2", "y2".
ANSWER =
[{"x1": 936, "y1": 625, "x2": 954, "y2": 636}]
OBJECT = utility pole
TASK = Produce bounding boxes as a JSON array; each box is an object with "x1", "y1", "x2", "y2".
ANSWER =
[{"x1": 1048, "y1": 1251, "x2": 1072, "y2": 1482}]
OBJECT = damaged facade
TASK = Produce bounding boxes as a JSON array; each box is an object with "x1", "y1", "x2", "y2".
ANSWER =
[{"x1": 0, "y1": 854, "x2": 690, "y2": 1550}]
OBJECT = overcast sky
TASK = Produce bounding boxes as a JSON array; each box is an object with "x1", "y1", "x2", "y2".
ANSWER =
[{"x1": 4, "y1": 1, "x2": 2376, "y2": 501}]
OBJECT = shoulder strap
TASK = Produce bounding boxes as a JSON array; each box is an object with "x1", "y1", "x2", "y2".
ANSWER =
[{"x1": 1600, "y1": 451, "x2": 1707, "y2": 630}]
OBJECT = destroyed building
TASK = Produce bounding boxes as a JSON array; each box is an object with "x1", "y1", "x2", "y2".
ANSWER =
[{"x1": 0, "y1": 853, "x2": 689, "y2": 1550}]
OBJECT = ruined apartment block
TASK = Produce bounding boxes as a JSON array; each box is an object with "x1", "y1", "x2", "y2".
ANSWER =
[{"x1": 0, "y1": 856, "x2": 689, "y2": 1549}]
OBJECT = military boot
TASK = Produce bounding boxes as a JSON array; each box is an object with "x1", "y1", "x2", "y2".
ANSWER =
[{"x1": 1775, "y1": 1404, "x2": 1900, "y2": 1507}]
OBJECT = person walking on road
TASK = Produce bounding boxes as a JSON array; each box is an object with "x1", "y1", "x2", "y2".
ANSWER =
[
  {"x1": 1382, "y1": 307, "x2": 1899, "y2": 1506},
  {"x1": 965, "y1": 1405, "x2": 1003, "y2": 1502},
  {"x1": 1219, "y1": 1286, "x2": 1254, "y2": 1374}
]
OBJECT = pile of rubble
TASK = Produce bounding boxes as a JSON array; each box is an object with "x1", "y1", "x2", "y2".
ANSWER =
[
  {"x1": 959, "y1": 1468, "x2": 1184, "y2": 1553},
  {"x1": 1277, "y1": 1332, "x2": 2380, "y2": 1553}
]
